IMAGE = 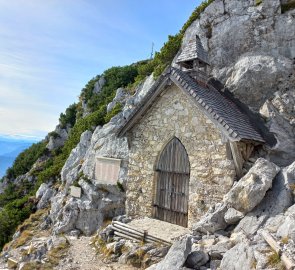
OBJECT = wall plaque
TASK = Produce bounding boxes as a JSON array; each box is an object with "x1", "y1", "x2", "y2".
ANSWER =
[
  {"x1": 70, "y1": 186, "x2": 82, "y2": 198},
  {"x1": 95, "y1": 156, "x2": 122, "y2": 184}
]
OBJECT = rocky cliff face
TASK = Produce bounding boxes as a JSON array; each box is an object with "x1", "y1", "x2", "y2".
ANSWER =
[{"x1": 175, "y1": 0, "x2": 295, "y2": 166}]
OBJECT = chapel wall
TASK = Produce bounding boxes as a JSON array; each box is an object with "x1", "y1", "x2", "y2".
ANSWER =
[{"x1": 126, "y1": 84, "x2": 236, "y2": 227}]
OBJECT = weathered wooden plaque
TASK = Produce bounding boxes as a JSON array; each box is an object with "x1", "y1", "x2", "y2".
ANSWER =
[{"x1": 95, "y1": 156, "x2": 122, "y2": 184}]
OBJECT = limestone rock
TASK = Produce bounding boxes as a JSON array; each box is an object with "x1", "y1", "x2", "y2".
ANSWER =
[
  {"x1": 36, "y1": 183, "x2": 49, "y2": 199},
  {"x1": 37, "y1": 187, "x2": 56, "y2": 209},
  {"x1": 220, "y1": 242, "x2": 255, "y2": 270},
  {"x1": 225, "y1": 54, "x2": 293, "y2": 111},
  {"x1": 192, "y1": 203, "x2": 228, "y2": 234},
  {"x1": 51, "y1": 181, "x2": 124, "y2": 235},
  {"x1": 146, "y1": 235, "x2": 192, "y2": 270},
  {"x1": 123, "y1": 74, "x2": 155, "y2": 119},
  {"x1": 210, "y1": 260, "x2": 221, "y2": 270},
  {"x1": 225, "y1": 158, "x2": 280, "y2": 213},
  {"x1": 93, "y1": 76, "x2": 105, "y2": 94},
  {"x1": 208, "y1": 239, "x2": 233, "y2": 260},
  {"x1": 277, "y1": 204, "x2": 295, "y2": 242},
  {"x1": 185, "y1": 249, "x2": 209, "y2": 269},
  {"x1": 46, "y1": 125, "x2": 69, "y2": 151},
  {"x1": 224, "y1": 208, "x2": 244, "y2": 225},
  {"x1": 235, "y1": 161, "x2": 294, "y2": 236},
  {"x1": 61, "y1": 130, "x2": 92, "y2": 189},
  {"x1": 261, "y1": 100, "x2": 295, "y2": 166},
  {"x1": 107, "y1": 88, "x2": 129, "y2": 113},
  {"x1": 81, "y1": 120, "x2": 129, "y2": 185}
]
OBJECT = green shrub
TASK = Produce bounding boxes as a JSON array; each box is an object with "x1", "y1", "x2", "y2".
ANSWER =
[
  {"x1": 6, "y1": 141, "x2": 47, "y2": 179},
  {"x1": 0, "y1": 195, "x2": 35, "y2": 250},
  {"x1": 104, "y1": 103, "x2": 123, "y2": 123},
  {"x1": 255, "y1": 0, "x2": 262, "y2": 6},
  {"x1": 59, "y1": 103, "x2": 78, "y2": 128},
  {"x1": 133, "y1": 0, "x2": 215, "y2": 80}
]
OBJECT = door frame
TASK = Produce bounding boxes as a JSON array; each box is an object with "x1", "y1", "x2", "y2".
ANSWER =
[{"x1": 152, "y1": 137, "x2": 190, "y2": 227}]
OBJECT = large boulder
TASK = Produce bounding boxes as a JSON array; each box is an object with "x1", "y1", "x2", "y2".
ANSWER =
[
  {"x1": 146, "y1": 236, "x2": 192, "y2": 270},
  {"x1": 46, "y1": 125, "x2": 69, "y2": 151},
  {"x1": 37, "y1": 188, "x2": 56, "y2": 209},
  {"x1": 220, "y1": 242, "x2": 255, "y2": 270},
  {"x1": 225, "y1": 54, "x2": 293, "y2": 111},
  {"x1": 260, "y1": 100, "x2": 295, "y2": 166},
  {"x1": 185, "y1": 249, "x2": 209, "y2": 269},
  {"x1": 192, "y1": 203, "x2": 228, "y2": 234},
  {"x1": 51, "y1": 181, "x2": 124, "y2": 235},
  {"x1": 234, "y1": 161, "x2": 294, "y2": 236},
  {"x1": 225, "y1": 158, "x2": 280, "y2": 213},
  {"x1": 224, "y1": 208, "x2": 244, "y2": 225},
  {"x1": 81, "y1": 120, "x2": 129, "y2": 186}
]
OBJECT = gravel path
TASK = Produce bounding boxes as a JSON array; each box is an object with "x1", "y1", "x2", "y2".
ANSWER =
[{"x1": 55, "y1": 236, "x2": 136, "y2": 270}]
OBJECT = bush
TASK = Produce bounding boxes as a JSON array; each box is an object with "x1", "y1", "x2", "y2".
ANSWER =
[
  {"x1": 59, "y1": 103, "x2": 78, "y2": 128},
  {"x1": 104, "y1": 103, "x2": 122, "y2": 123},
  {"x1": 6, "y1": 141, "x2": 47, "y2": 179},
  {"x1": 132, "y1": 0, "x2": 215, "y2": 80},
  {"x1": 86, "y1": 65, "x2": 138, "y2": 113},
  {"x1": 0, "y1": 195, "x2": 35, "y2": 250}
]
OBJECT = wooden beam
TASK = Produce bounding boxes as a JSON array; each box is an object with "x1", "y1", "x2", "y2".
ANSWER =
[
  {"x1": 229, "y1": 142, "x2": 244, "y2": 179},
  {"x1": 112, "y1": 221, "x2": 171, "y2": 245},
  {"x1": 261, "y1": 230, "x2": 295, "y2": 270}
]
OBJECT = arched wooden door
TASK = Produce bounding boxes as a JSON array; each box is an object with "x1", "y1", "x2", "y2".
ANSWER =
[{"x1": 153, "y1": 137, "x2": 190, "y2": 227}]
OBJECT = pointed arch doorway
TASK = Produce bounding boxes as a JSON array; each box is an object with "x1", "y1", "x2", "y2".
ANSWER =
[{"x1": 153, "y1": 137, "x2": 190, "y2": 227}]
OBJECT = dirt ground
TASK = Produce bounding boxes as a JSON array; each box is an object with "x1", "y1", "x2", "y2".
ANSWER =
[{"x1": 55, "y1": 236, "x2": 137, "y2": 270}]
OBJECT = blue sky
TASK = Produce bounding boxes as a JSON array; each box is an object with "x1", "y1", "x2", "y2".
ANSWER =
[{"x1": 0, "y1": 0, "x2": 200, "y2": 139}]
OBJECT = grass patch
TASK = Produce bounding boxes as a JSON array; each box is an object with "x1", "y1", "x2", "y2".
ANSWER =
[
  {"x1": 255, "y1": 0, "x2": 262, "y2": 6},
  {"x1": 19, "y1": 238, "x2": 70, "y2": 270},
  {"x1": 94, "y1": 237, "x2": 113, "y2": 258},
  {"x1": 46, "y1": 237, "x2": 70, "y2": 266},
  {"x1": 267, "y1": 250, "x2": 285, "y2": 269},
  {"x1": 281, "y1": 236, "x2": 289, "y2": 245},
  {"x1": 13, "y1": 230, "x2": 34, "y2": 248},
  {"x1": 17, "y1": 208, "x2": 48, "y2": 232},
  {"x1": 8, "y1": 209, "x2": 49, "y2": 249}
]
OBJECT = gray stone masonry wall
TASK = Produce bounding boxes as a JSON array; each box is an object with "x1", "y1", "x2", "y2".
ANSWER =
[{"x1": 126, "y1": 84, "x2": 236, "y2": 228}]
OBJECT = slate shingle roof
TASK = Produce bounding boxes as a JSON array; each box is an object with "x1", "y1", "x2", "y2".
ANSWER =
[
  {"x1": 170, "y1": 68, "x2": 264, "y2": 142},
  {"x1": 117, "y1": 67, "x2": 265, "y2": 143},
  {"x1": 176, "y1": 36, "x2": 209, "y2": 65}
]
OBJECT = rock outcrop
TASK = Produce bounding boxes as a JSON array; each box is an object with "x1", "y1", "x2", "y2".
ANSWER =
[
  {"x1": 46, "y1": 125, "x2": 69, "y2": 151},
  {"x1": 176, "y1": 0, "x2": 295, "y2": 166},
  {"x1": 48, "y1": 72, "x2": 157, "y2": 237},
  {"x1": 224, "y1": 158, "x2": 280, "y2": 213}
]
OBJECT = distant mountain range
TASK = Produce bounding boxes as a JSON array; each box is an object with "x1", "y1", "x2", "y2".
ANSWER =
[{"x1": 0, "y1": 135, "x2": 39, "y2": 178}]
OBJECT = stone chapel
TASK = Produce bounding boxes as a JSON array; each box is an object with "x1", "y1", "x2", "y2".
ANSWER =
[{"x1": 117, "y1": 36, "x2": 266, "y2": 228}]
